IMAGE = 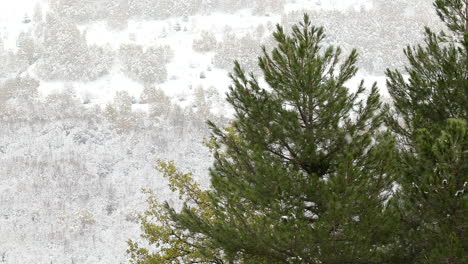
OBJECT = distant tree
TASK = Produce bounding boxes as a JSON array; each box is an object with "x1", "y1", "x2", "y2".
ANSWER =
[
  {"x1": 44, "y1": 87, "x2": 85, "y2": 120},
  {"x1": 193, "y1": 86, "x2": 210, "y2": 118},
  {"x1": 119, "y1": 44, "x2": 172, "y2": 85},
  {"x1": 105, "y1": 185, "x2": 118, "y2": 215},
  {"x1": 16, "y1": 32, "x2": 37, "y2": 65},
  {"x1": 0, "y1": 75, "x2": 39, "y2": 102},
  {"x1": 0, "y1": 38, "x2": 7, "y2": 77},
  {"x1": 173, "y1": 22, "x2": 181, "y2": 32},
  {"x1": 255, "y1": 24, "x2": 266, "y2": 39},
  {"x1": 108, "y1": 0, "x2": 130, "y2": 29},
  {"x1": 51, "y1": 0, "x2": 104, "y2": 23},
  {"x1": 141, "y1": 87, "x2": 172, "y2": 118},
  {"x1": 0, "y1": 37, "x2": 4, "y2": 55},
  {"x1": 0, "y1": 75, "x2": 40, "y2": 121},
  {"x1": 199, "y1": 71, "x2": 206, "y2": 79},
  {"x1": 253, "y1": 0, "x2": 285, "y2": 14},
  {"x1": 22, "y1": 14, "x2": 31, "y2": 24},
  {"x1": 192, "y1": 31, "x2": 217, "y2": 52},
  {"x1": 105, "y1": 91, "x2": 142, "y2": 131}
]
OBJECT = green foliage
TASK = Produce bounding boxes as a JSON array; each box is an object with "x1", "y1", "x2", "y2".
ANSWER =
[
  {"x1": 389, "y1": 119, "x2": 467, "y2": 263},
  {"x1": 434, "y1": 0, "x2": 468, "y2": 40},
  {"x1": 386, "y1": 0, "x2": 468, "y2": 146},
  {"x1": 385, "y1": 1, "x2": 468, "y2": 262},
  {"x1": 130, "y1": 15, "x2": 396, "y2": 264},
  {"x1": 127, "y1": 160, "x2": 223, "y2": 264}
]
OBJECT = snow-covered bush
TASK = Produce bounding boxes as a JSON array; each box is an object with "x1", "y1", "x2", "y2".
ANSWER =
[
  {"x1": 213, "y1": 31, "x2": 264, "y2": 75},
  {"x1": 118, "y1": 44, "x2": 173, "y2": 85},
  {"x1": 105, "y1": 91, "x2": 143, "y2": 131},
  {"x1": 16, "y1": 32, "x2": 38, "y2": 66},
  {"x1": 192, "y1": 31, "x2": 217, "y2": 53},
  {"x1": 141, "y1": 86, "x2": 172, "y2": 118},
  {"x1": 0, "y1": 76, "x2": 41, "y2": 122},
  {"x1": 0, "y1": 37, "x2": 26, "y2": 78}
]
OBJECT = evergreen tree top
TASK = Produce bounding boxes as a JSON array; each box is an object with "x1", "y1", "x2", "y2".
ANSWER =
[{"x1": 129, "y1": 14, "x2": 396, "y2": 264}]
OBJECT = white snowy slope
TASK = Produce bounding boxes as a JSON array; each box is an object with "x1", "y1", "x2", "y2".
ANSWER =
[
  {"x1": 0, "y1": 0, "x2": 42, "y2": 50},
  {"x1": 0, "y1": 0, "x2": 438, "y2": 263},
  {"x1": 1, "y1": 0, "x2": 376, "y2": 108}
]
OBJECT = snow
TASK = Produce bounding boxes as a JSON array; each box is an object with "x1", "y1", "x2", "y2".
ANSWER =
[
  {"x1": 0, "y1": 0, "x2": 43, "y2": 50},
  {"x1": 285, "y1": 0, "x2": 373, "y2": 12},
  {"x1": 0, "y1": 0, "x2": 387, "y2": 110},
  {"x1": 81, "y1": 13, "x2": 280, "y2": 110}
]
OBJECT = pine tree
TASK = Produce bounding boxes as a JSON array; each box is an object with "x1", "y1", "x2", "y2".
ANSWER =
[
  {"x1": 16, "y1": 32, "x2": 37, "y2": 65},
  {"x1": 386, "y1": 1, "x2": 467, "y2": 262},
  {"x1": 129, "y1": 15, "x2": 396, "y2": 263},
  {"x1": 22, "y1": 13, "x2": 31, "y2": 24},
  {"x1": 386, "y1": 0, "x2": 468, "y2": 147}
]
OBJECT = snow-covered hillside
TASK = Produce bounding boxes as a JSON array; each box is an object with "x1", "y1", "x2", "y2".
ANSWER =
[
  {"x1": 0, "y1": 0, "x2": 439, "y2": 263},
  {"x1": 0, "y1": 0, "x2": 378, "y2": 106}
]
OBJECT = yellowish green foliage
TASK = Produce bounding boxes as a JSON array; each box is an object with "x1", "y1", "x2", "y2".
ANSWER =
[
  {"x1": 156, "y1": 160, "x2": 210, "y2": 209},
  {"x1": 127, "y1": 160, "x2": 220, "y2": 264}
]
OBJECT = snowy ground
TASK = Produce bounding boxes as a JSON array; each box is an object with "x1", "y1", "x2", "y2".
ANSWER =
[
  {"x1": 1, "y1": 0, "x2": 379, "y2": 109},
  {"x1": 0, "y1": 0, "x2": 43, "y2": 50}
]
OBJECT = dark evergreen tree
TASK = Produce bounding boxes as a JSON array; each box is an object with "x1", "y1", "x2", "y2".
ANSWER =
[
  {"x1": 22, "y1": 13, "x2": 31, "y2": 24},
  {"x1": 386, "y1": 0, "x2": 468, "y2": 146},
  {"x1": 386, "y1": 1, "x2": 467, "y2": 262},
  {"x1": 129, "y1": 15, "x2": 397, "y2": 263}
]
